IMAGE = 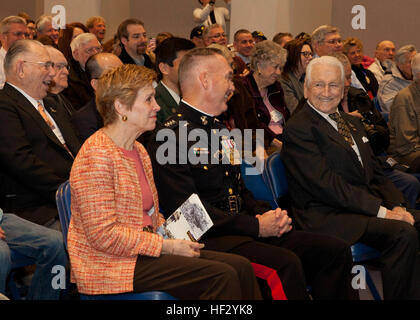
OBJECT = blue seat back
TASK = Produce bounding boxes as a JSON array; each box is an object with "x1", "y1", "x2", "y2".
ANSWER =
[
  {"x1": 262, "y1": 152, "x2": 288, "y2": 206},
  {"x1": 56, "y1": 180, "x2": 71, "y2": 248},
  {"x1": 240, "y1": 160, "x2": 277, "y2": 209}
]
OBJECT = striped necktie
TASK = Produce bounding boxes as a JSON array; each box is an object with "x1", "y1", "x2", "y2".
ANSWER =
[
  {"x1": 328, "y1": 112, "x2": 354, "y2": 146},
  {"x1": 37, "y1": 101, "x2": 74, "y2": 159}
]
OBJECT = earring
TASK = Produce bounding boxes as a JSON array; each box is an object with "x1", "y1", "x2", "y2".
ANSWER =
[{"x1": 122, "y1": 115, "x2": 128, "y2": 122}]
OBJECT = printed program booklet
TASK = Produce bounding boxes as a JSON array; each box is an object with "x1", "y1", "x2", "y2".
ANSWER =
[{"x1": 157, "y1": 193, "x2": 213, "y2": 241}]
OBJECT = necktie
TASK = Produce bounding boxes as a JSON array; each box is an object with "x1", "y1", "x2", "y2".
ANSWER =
[
  {"x1": 37, "y1": 102, "x2": 55, "y2": 129},
  {"x1": 328, "y1": 112, "x2": 354, "y2": 146},
  {"x1": 37, "y1": 102, "x2": 74, "y2": 159}
]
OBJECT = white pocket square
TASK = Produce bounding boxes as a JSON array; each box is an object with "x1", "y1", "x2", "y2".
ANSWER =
[{"x1": 362, "y1": 136, "x2": 369, "y2": 143}]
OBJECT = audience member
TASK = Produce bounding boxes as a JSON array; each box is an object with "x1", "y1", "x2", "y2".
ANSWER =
[
  {"x1": 281, "y1": 56, "x2": 420, "y2": 299},
  {"x1": 388, "y1": 53, "x2": 420, "y2": 173},
  {"x1": 203, "y1": 24, "x2": 227, "y2": 46},
  {"x1": 377, "y1": 44, "x2": 417, "y2": 113},
  {"x1": 155, "y1": 37, "x2": 195, "y2": 123},
  {"x1": 71, "y1": 53, "x2": 122, "y2": 142},
  {"x1": 45, "y1": 46, "x2": 75, "y2": 117},
  {"x1": 148, "y1": 47, "x2": 357, "y2": 300},
  {"x1": 311, "y1": 25, "x2": 343, "y2": 57},
  {"x1": 35, "y1": 15, "x2": 59, "y2": 46},
  {"x1": 57, "y1": 23, "x2": 87, "y2": 63},
  {"x1": 368, "y1": 40, "x2": 396, "y2": 83},
  {"x1": 242, "y1": 40, "x2": 290, "y2": 154},
  {"x1": 0, "y1": 209, "x2": 67, "y2": 299},
  {"x1": 343, "y1": 37, "x2": 379, "y2": 99},
  {"x1": 280, "y1": 38, "x2": 313, "y2": 114},
  {"x1": 0, "y1": 40, "x2": 81, "y2": 226},
  {"x1": 117, "y1": 19, "x2": 154, "y2": 69},
  {"x1": 272, "y1": 32, "x2": 293, "y2": 47},
  {"x1": 190, "y1": 25, "x2": 205, "y2": 48},
  {"x1": 0, "y1": 16, "x2": 28, "y2": 89},
  {"x1": 86, "y1": 16, "x2": 106, "y2": 43},
  {"x1": 193, "y1": 0, "x2": 230, "y2": 32},
  {"x1": 68, "y1": 63, "x2": 261, "y2": 299},
  {"x1": 61, "y1": 33, "x2": 100, "y2": 110},
  {"x1": 26, "y1": 19, "x2": 36, "y2": 40},
  {"x1": 233, "y1": 29, "x2": 255, "y2": 65}
]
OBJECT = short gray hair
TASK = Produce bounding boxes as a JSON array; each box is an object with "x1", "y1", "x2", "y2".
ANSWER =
[
  {"x1": 305, "y1": 56, "x2": 345, "y2": 87},
  {"x1": 250, "y1": 40, "x2": 287, "y2": 72},
  {"x1": 70, "y1": 32, "x2": 99, "y2": 52},
  {"x1": 395, "y1": 44, "x2": 417, "y2": 65},
  {"x1": 411, "y1": 53, "x2": 420, "y2": 80},
  {"x1": 311, "y1": 25, "x2": 340, "y2": 46},
  {"x1": 35, "y1": 15, "x2": 53, "y2": 33},
  {"x1": 4, "y1": 39, "x2": 44, "y2": 75},
  {"x1": 0, "y1": 16, "x2": 27, "y2": 34}
]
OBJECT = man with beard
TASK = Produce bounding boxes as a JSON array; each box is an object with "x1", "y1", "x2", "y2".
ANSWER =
[{"x1": 117, "y1": 19, "x2": 154, "y2": 69}]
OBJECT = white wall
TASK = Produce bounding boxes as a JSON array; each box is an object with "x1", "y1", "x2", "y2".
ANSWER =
[
  {"x1": 43, "y1": 0, "x2": 101, "y2": 27},
  {"x1": 230, "y1": 0, "x2": 290, "y2": 42}
]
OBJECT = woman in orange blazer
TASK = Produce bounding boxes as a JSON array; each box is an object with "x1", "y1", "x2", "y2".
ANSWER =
[{"x1": 68, "y1": 64, "x2": 261, "y2": 299}]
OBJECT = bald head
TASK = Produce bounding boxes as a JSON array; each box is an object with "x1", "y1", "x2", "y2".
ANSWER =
[
  {"x1": 85, "y1": 53, "x2": 123, "y2": 90},
  {"x1": 375, "y1": 40, "x2": 396, "y2": 62}
]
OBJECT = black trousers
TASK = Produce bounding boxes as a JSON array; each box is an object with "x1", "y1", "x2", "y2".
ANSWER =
[
  {"x1": 203, "y1": 230, "x2": 358, "y2": 300},
  {"x1": 133, "y1": 249, "x2": 262, "y2": 300},
  {"x1": 357, "y1": 211, "x2": 420, "y2": 299}
]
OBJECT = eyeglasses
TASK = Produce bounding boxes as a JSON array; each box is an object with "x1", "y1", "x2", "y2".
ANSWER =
[
  {"x1": 300, "y1": 51, "x2": 313, "y2": 58},
  {"x1": 23, "y1": 60, "x2": 55, "y2": 70},
  {"x1": 54, "y1": 63, "x2": 70, "y2": 71},
  {"x1": 84, "y1": 46, "x2": 102, "y2": 55},
  {"x1": 4, "y1": 31, "x2": 29, "y2": 38}
]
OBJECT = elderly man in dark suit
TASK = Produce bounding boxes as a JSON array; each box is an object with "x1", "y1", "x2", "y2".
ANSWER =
[
  {"x1": 281, "y1": 55, "x2": 420, "y2": 299},
  {"x1": 0, "y1": 40, "x2": 81, "y2": 227}
]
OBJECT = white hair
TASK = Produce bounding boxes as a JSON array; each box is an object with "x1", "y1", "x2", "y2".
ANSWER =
[
  {"x1": 305, "y1": 56, "x2": 345, "y2": 87},
  {"x1": 70, "y1": 32, "x2": 99, "y2": 52}
]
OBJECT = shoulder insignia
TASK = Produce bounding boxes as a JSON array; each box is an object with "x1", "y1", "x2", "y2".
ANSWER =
[{"x1": 164, "y1": 119, "x2": 178, "y2": 128}]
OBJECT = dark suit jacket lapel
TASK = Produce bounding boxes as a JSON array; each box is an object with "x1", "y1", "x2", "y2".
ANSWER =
[
  {"x1": 44, "y1": 98, "x2": 80, "y2": 154},
  {"x1": 344, "y1": 114, "x2": 373, "y2": 177}
]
